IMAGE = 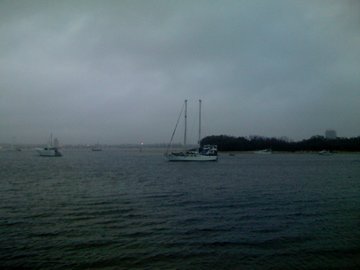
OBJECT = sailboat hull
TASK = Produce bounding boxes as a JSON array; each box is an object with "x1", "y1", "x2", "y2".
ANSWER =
[{"x1": 36, "y1": 148, "x2": 62, "y2": 157}]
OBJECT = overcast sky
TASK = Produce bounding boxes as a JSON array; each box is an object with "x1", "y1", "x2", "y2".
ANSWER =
[{"x1": 1, "y1": 0, "x2": 359, "y2": 145}]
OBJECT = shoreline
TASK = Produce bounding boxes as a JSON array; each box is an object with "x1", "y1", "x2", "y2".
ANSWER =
[{"x1": 220, "y1": 150, "x2": 360, "y2": 154}]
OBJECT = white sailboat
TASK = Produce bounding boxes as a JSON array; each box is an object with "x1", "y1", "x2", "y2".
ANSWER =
[
  {"x1": 165, "y1": 100, "x2": 218, "y2": 162},
  {"x1": 36, "y1": 134, "x2": 62, "y2": 157}
]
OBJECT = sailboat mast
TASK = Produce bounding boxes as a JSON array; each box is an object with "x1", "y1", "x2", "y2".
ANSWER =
[
  {"x1": 50, "y1": 133, "x2": 53, "y2": 147},
  {"x1": 184, "y1": 99, "x2": 187, "y2": 147},
  {"x1": 198, "y1": 99, "x2": 202, "y2": 146}
]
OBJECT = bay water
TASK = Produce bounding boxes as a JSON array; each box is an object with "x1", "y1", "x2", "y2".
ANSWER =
[{"x1": 1, "y1": 149, "x2": 360, "y2": 269}]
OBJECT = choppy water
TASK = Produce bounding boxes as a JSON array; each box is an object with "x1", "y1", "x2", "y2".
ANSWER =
[{"x1": 1, "y1": 149, "x2": 360, "y2": 269}]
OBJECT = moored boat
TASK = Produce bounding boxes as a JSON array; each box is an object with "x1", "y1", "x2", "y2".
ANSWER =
[
  {"x1": 165, "y1": 100, "x2": 218, "y2": 162},
  {"x1": 36, "y1": 147, "x2": 62, "y2": 157},
  {"x1": 254, "y1": 149, "x2": 272, "y2": 154},
  {"x1": 318, "y1": 150, "x2": 332, "y2": 156},
  {"x1": 36, "y1": 134, "x2": 62, "y2": 157}
]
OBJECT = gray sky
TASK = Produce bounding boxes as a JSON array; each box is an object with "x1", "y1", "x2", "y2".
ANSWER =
[{"x1": 1, "y1": 0, "x2": 359, "y2": 145}]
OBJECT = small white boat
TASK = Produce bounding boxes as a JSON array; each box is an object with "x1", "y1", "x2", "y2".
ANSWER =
[
  {"x1": 318, "y1": 150, "x2": 332, "y2": 156},
  {"x1": 165, "y1": 100, "x2": 218, "y2": 162},
  {"x1": 36, "y1": 134, "x2": 62, "y2": 157}
]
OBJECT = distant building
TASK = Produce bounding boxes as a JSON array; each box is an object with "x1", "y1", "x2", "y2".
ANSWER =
[{"x1": 325, "y1": 130, "x2": 337, "y2": 139}]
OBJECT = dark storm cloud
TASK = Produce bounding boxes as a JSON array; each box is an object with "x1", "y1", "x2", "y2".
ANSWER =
[{"x1": 1, "y1": 0, "x2": 359, "y2": 144}]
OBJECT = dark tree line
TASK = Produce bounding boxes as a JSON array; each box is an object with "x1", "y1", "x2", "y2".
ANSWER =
[{"x1": 201, "y1": 135, "x2": 360, "y2": 152}]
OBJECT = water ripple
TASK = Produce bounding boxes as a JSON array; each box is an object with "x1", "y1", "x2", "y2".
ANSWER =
[{"x1": 1, "y1": 151, "x2": 360, "y2": 269}]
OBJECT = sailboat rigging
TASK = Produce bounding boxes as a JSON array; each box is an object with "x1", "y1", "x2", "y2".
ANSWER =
[{"x1": 165, "y1": 100, "x2": 217, "y2": 162}]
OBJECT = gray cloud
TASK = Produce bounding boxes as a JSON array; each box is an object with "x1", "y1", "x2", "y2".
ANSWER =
[{"x1": 1, "y1": 0, "x2": 359, "y2": 144}]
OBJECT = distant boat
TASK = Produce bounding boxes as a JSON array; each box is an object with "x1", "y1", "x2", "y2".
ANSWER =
[
  {"x1": 36, "y1": 134, "x2": 62, "y2": 157},
  {"x1": 165, "y1": 100, "x2": 218, "y2": 162},
  {"x1": 318, "y1": 150, "x2": 332, "y2": 156},
  {"x1": 254, "y1": 149, "x2": 272, "y2": 154}
]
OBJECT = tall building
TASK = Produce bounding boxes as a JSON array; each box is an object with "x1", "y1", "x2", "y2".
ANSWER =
[{"x1": 325, "y1": 129, "x2": 337, "y2": 139}]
